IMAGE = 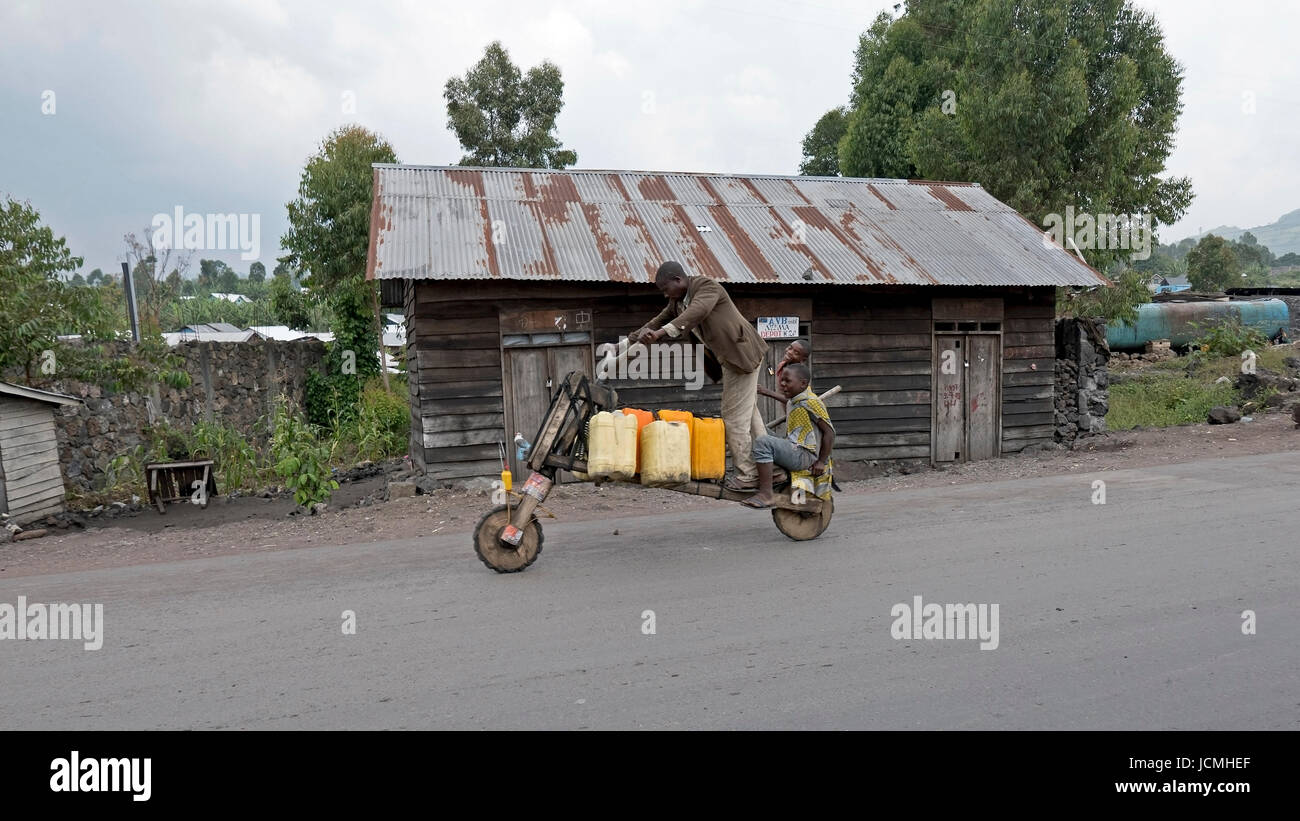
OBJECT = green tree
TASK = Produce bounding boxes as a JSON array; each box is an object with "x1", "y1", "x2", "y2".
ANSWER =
[
  {"x1": 0, "y1": 196, "x2": 109, "y2": 381},
  {"x1": 1230, "y1": 231, "x2": 1273, "y2": 270},
  {"x1": 217, "y1": 267, "x2": 238, "y2": 293},
  {"x1": 269, "y1": 273, "x2": 312, "y2": 330},
  {"x1": 282, "y1": 125, "x2": 397, "y2": 425},
  {"x1": 248, "y1": 261, "x2": 266, "y2": 283},
  {"x1": 444, "y1": 41, "x2": 577, "y2": 168},
  {"x1": 1186, "y1": 234, "x2": 1240, "y2": 292},
  {"x1": 1057, "y1": 267, "x2": 1151, "y2": 325},
  {"x1": 798, "y1": 107, "x2": 848, "y2": 176},
  {"x1": 86, "y1": 267, "x2": 104, "y2": 286},
  {"x1": 836, "y1": 0, "x2": 1192, "y2": 272}
]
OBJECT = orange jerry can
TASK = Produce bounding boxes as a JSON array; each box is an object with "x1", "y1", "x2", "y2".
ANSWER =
[
  {"x1": 657, "y1": 409, "x2": 694, "y2": 429},
  {"x1": 620, "y1": 408, "x2": 655, "y2": 472},
  {"x1": 691, "y1": 417, "x2": 726, "y2": 480},
  {"x1": 657, "y1": 411, "x2": 694, "y2": 467}
]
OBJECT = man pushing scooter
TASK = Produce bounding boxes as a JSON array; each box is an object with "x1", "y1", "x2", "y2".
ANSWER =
[{"x1": 634, "y1": 261, "x2": 768, "y2": 492}]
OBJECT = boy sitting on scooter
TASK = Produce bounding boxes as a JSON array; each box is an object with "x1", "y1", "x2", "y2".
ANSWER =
[{"x1": 743, "y1": 362, "x2": 834, "y2": 509}]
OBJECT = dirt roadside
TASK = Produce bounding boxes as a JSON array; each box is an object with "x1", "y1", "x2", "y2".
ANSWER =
[{"x1": 3, "y1": 411, "x2": 1297, "y2": 579}]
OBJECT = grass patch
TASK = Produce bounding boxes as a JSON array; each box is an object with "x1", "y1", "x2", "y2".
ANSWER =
[{"x1": 1108, "y1": 373, "x2": 1238, "y2": 430}]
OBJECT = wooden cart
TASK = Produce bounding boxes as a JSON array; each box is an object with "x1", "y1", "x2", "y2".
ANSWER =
[
  {"x1": 145, "y1": 459, "x2": 218, "y2": 514},
  {"x1": 472, "y1": 372, "x2": 834, "y2": 573}
]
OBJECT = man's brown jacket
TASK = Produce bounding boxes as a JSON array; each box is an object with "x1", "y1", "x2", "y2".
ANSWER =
[{"x1": 636, "y1": 275, "x2": 767, "y2": 377}]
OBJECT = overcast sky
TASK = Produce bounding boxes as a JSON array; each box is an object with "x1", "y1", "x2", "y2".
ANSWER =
[{"x1": 2, "y1": 0, "x2": 1296, "y2": 275}]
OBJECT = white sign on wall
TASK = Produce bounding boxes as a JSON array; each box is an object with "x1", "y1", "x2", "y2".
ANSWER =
[{"x1": 757, "y1": 316, "x2": 800, "y2": 339}]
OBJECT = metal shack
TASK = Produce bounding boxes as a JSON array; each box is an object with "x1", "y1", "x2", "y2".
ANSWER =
[
  {"x1": 367, "y1": 165, "x2": 1107, "y2": 481},
  {"x1": 0, "y1": 382, "x2": 81, "y2": 524}
]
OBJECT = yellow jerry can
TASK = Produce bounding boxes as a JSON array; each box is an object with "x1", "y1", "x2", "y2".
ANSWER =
[
  {"x1": 586, "y1": 411, "x2": 637, "y2": 481},
  {"x1": 640, "y1": 420, "x2": 691, "y2": 486},
  {"x1": 690, "y1": 417, "x2": 726, "y2": 480}
]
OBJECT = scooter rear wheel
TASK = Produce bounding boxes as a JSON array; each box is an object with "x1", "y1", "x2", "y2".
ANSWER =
[{"x1": 771, "y1": 496, "x2": 833, "y2": 541}]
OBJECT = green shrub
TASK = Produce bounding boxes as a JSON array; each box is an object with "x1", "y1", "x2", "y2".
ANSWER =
[
  {"x1": 191, "y1": 421, "x2": 262, "y2": 491},
  {"x1": 353, "y1": 378, "x2": 409, "y2": 462},
  {"x1": 268, "y1": 395, "x2": 338, "y2": 507},
  {"x1": 140, "y1": 421, "x2": 193, "y2": 461},
  {"x1": 1188, "y1": 316, "x2": 1268, "y2": 360}
]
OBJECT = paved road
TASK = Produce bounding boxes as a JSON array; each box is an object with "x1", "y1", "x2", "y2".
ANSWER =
[{"x1": 2, "y1": 452, "x2": 1297, "y2": 730}]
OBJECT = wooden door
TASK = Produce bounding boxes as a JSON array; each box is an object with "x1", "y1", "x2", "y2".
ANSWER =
[
  {"x1": 932, "y1": 334, "x2": 1001, "y2": 464},
  {"x1": 965, "y1": 335, "x2": 1001, "y2": 460},
  {"x1": 504, "y1": 345, "x2": 592, "y2": 480},
  {"x1": 505, "y1": 349, "x2": 547, "y2": 478},
  {"x1": 932, "y1": 337, "x2": 964, "y2": 463},
  {"x1": 757, "y1": 341, "x2": 785, "y2": 424}
]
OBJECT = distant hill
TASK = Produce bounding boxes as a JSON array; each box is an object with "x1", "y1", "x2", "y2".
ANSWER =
[{"x1": 1180, "y1": 209, "x2": 1300, "y2": 256}]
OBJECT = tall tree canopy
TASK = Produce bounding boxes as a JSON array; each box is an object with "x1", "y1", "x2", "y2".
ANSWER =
[
  {"x1": 1186, "y1": 235, "x2": 1241, "y2": 292},
  {"x1": 834, "y1": 0, "x2": 1192, "y2": 271},
  {"x1": 281, "y1": 125, "x2": 398, "y2": 423},
  {"x1": 444, "y1": 41, "x2": 577, "y2": 168},
  {"x1": 1, "y1": 196, "x2": 186, "y2": 390},
  {"x1": 798, "y1": 107, "x2": 848, "y2": 176},
  {"x1": 0, "y1": 196, "x2": 107, "y2": 381}
]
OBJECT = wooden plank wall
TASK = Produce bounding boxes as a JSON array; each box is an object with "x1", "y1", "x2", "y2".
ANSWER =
[
  {"x1": 1001, "y1": 288, "x2": 1056, "y2": 452},
  {"x1": 811, "y1": 291, "x2": 933, "y2": 461},
  {"x1": 403, "y1": 281, "x2": 1060, "y2": 479},
  {"x1": 0, "y1": 397, "x2": 66, "y2": 523},
  {"x1": 407, "y1": 285, "x2": 506, "y2": 481}
]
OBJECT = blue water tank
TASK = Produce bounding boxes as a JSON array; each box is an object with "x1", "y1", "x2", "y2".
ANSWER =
[{"x1": 1106, "y1": 299, "x2": 1290, "y2": 350}]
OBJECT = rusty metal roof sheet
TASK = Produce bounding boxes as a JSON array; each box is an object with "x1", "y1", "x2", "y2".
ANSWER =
[{"x1": 367, "y1": 164, "x2": 1108, "y2": 288}]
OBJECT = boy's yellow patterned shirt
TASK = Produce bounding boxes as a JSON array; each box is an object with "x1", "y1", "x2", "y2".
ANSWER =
[{"x1": 786, "y1": 386, "x2": 834, "y2": 500}]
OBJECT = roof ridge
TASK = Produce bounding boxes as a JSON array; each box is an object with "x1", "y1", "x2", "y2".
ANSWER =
[{"x1": 371, "y1": 163, "x2": 981, "y2": 187}]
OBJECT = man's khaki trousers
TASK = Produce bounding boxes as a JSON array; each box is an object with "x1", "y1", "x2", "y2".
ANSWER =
[{"x1": 720, "y1": 363, "x2": 766, "y2": 485}]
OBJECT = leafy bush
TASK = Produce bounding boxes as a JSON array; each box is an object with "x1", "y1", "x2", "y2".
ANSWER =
[
  {"x1": 1057, "y1": 267, "x2": 1152, "y2": 326},
  {"x1": 104, "y1": 445, "x2": 148, "y2": 496},
  {"x1": 140, "y1": 421, "x2": 193, "y2": 461},
  {"x1": 1188, "y1": 316, "x2": 1268, "y2": 360},
  {"x1": 268, "y1": 395, "x2": 338, "y2": 507},
  {"x1": 191, "y1": 421, "x2": 262, "y2": 491},
  {"x1": 353, "y1": 378, "x2": 409, "y2": 462}
]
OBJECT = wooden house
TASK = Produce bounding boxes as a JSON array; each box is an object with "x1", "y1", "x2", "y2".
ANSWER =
[
  {"x1": 367, "y1": 165, "x2": 1107, "y2": 481},
  {"x1": 0, "y1": 382, "x2": 81, "y2": 524}
]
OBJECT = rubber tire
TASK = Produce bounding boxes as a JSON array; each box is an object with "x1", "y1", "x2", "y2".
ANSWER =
[
  {"x1": 771, "y1": 495, "x2": 833, "y2": 541},
  {"x1": 473, "y1": 505, "x2": 544, "y2": 573}
]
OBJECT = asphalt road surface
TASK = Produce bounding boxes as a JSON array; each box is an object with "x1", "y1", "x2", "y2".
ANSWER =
[{"x1": 2, "y1": 452, "x2": 1297, "y2": 730}]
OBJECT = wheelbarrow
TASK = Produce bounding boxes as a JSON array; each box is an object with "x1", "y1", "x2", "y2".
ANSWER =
[{"x1": 472, "y1": 371, "x2": 834, "y2": 573}]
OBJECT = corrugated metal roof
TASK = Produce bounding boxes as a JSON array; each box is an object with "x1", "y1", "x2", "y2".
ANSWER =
[
  {"x1": 0, "y1": 381, "x2": 81, "y2": 406},
  {"x1": 367, "y1": 164, "x2": 1108, "y2": 288}
]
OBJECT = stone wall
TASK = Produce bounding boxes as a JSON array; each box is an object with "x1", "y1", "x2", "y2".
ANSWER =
[
  {"x1": 45, "y1": 339, "x2": 325, "y2": 492},
  {"x1": 1054, "y1": 317, "x2": 1110, "y2": 446}
]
